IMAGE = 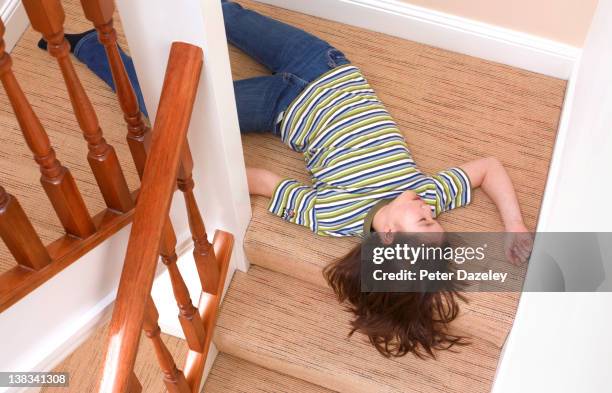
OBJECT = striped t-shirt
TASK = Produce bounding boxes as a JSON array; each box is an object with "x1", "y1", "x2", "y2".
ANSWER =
[{"x1": 268, "y1": 64, "x2": 471, "y2": 237}]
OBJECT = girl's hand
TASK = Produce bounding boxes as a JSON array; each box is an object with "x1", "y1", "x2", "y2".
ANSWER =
[
  {"x1": 460, "y1": 157, "x2": 532, "y2": 265},
  {"x1": 246, "y1": 167, "x2": 283, "y2": 198},
  {"x1": 504, "y1": 223, "x2": 534, "y2": 265}
]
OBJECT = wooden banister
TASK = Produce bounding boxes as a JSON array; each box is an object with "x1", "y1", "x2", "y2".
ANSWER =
[
  {"x1": 22, "y1": 0, "x2": 134, "y2": 214},
  {"x1": 79, "y1": 0, "x2": 151, "y2": 178},
  {"x1": 0, "y1": 185, "x2": 51, "y2": 270},
  {"x1": 178, "y1": 144, "x2": 220, "y2": 295},
  {"x1": 82, "y1": 0, "x2": 207, "y2": 356},
  {"x1": 0, "y1": 19, "x2": 95, "y2": 239},
  {"x1": 1, "y1": 3, "x2": 233, "y2": 388},
  {"x1": 183, "y1": 230, "x2": 233, "y2": 392},
  {"x1": 159, "y1": 227, "x2": 207, "y2": 353},
  {"x1": 143, "y1": 298, "x2": 190, "y2": 392},
  {"x1": 127, "y1": 373, "x2": 142, "y2": 393},
  {"x1": 98, "y1": 42, "x2": 203, "y2": 393}
]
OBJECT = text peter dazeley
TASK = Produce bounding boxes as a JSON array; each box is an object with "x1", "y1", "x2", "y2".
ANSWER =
[{"x1": 372, "y1": 269, "x2": 508, "y2": 283}]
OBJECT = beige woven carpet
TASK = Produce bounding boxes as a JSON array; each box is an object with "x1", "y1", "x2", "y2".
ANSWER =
[
  {"x1": 203, "y1": 353, "x2": 333, "y2": 393},
  {"x1": 234, "y1": 0, "x2": 565, "y2": 296},
  {"x1": 0, "y1": 0, "x2": 140, "y2": 274},
  {"x1": 216, "y1": 266, "x2": 505, "y2": 393}
]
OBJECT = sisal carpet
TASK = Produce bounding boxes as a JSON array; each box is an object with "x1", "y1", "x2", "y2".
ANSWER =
[
  {"x1": 203, "y1": 353, "x2": 334, "y2": 393},
  {"x1": 233, "y1": 0, "x2": 565, "y2": 234}
]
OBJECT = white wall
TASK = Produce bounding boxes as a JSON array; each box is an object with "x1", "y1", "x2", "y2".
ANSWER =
[
  {"x1": 256, "y1": 0, "x2": 578, "y2": 80},
  {"x1": 492, "y1": 0, "x2": 612, "y2": 392},
  {"x1": 1, "y1": 0, "x2": 29, "y2": 52},
  {"x1": 115, "y1": 0, "x2": 251, "y2": 272},
  {"x1": 0, "y1": 225, "x2": 131, "y2": 393},
  {"x1": 397, "y1": 0, "x2": 597, "y2": 46}
]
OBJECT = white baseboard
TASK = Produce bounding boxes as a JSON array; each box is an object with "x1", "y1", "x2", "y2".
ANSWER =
[
  {"x1": 255, "y1": 0, "x2": 579, "y2": 79},
  {"x1": 1, "y1": 0, "x2": 29, "y2": 53},
  {"x1": 533, "y1": 55, "x2": 581, "y2": 232}
]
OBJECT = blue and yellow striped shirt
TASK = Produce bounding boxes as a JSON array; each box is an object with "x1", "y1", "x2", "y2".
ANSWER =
[{"x1": 268, "y1": 65, "x2": 471, "y2": 237}]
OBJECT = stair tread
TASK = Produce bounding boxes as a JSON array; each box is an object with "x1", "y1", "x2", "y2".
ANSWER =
[
  {"x1": 247, "y1": 192, "x2": 518, "y2": 349},
  {"x1": 215, "y1": 266, "x2": 505, "y2": 393},
  {"x1": 203, "y1": 353, "x2": 334, "y2": 393}
]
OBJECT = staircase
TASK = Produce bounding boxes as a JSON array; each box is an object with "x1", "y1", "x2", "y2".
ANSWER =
[
  {"x1": 212, "y1": 266, "x2": 511, "y2": 393},
  {"x1": 4, "y1": 0, "x2": 565, "y2": 391},
  {"x1": 202, "y1": 1, "x2": 565, "y2": 392}
]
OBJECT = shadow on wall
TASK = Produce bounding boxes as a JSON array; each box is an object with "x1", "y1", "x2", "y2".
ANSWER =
[{"x1": 526, "y1": 233, "x2": 609, "y2": 292}]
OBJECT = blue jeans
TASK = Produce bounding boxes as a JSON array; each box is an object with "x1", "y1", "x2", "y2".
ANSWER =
[
  {"x1": 222, "y1": 0, "x2": 350, "y2": 133},
  {"x1": 73, "y1": 0, "x2": 350, "y2": 133},
  {"x1": 73, "y1": 31, "x2": 148, "y2": 118}
]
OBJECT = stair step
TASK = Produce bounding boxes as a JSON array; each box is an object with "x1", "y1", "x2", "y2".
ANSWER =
[
  {"x1": 214, "y1": 266, "x2": 504, "y2": 393},
  {"x1": 245, "y1": 193, "x2": 517, "y2": 349},
  {"x1": 203, "y1": 353, "x2": 333, "y2": 393},
  {"x1": 246, "y1": 188, "x2": 357, "y2": 289}
]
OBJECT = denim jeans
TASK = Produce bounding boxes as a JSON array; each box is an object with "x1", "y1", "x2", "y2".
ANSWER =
[
  {"x1": 73, "y1": 31, "x2": 149, "y2": 118},
  {"x1": 221, "y1": 0, "x2": 351, "y2": 134},
  {"x1": 72, "y1": 0, "x2": 350, "y2": 133}
]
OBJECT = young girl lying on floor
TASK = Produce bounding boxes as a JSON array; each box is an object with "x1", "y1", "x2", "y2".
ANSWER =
[{"x1": 43, "y1": 0, "x2": 532, "y2": 358}]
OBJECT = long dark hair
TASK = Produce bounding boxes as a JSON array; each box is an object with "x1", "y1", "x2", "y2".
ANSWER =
[{"x1": 323, "y1": 240, "x2": 468, "y2": 358}]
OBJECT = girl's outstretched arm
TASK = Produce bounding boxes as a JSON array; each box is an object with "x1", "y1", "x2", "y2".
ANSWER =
[
  {"x1": 459, "y1": 157, "x2": 525, "y2": 230},
  {"x1": 246, "y1": 167, "x2": 283, "y2": 197},
  {"x1": 459, "y1": 157, "x2": 533, "y2": 264}
]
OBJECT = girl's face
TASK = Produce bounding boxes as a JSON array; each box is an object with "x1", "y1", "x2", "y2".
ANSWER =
[{"x1": 379, "y1": 190, "x2": 444, "y2": 234}]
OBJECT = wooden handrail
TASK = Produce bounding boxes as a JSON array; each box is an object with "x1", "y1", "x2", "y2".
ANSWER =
[
  {"x1": 98, "y1": 42, "x2": 203, "y2": 393},
  {"x1": 2, "y1": 1, "x2": 232, "y2": 386}
]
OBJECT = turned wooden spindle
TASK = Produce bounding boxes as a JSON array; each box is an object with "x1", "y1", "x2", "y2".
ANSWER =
[
  {"x1": 127, "y1": 372, "x2": 142, "y2": 393},
  {"x1": 0, "y1": 185, "x2": 51, "y2": 270},
  {"x1": 79, "y1": 0, "x2": 150, "y2": 177},
  {"x1": 143, "y1": 298, "x2": 191, "y2": 393},
  {"x1": 0, "y1": 21, "x2": 95, "y2": 238},
  {"x1": 22, "y1": 0, "x2": 133, "y2": 213},
  {"x1": 177, "y1": 143, "x2": 220, "y2": 295},
  {"x1": 159, "y1": 221, "x2": 206, "y2": 353}
]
